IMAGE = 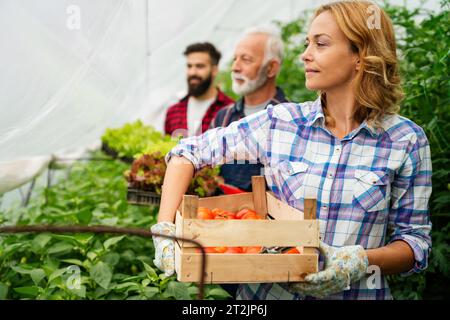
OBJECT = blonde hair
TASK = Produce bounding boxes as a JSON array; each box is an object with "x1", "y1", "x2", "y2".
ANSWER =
[{"x1": 314, "y1": 0, "x2": 404, "y2": 128}]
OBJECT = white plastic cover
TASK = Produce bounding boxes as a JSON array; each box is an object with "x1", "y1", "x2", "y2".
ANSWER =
[{"x1": 0, "y1": 0, "x2": 441, "y2": 194}]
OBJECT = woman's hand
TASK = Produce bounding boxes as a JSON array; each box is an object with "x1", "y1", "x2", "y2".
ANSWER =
[
  {"x1": 151, "y1": 221, "x2": 176, "y2": 276},
  {"x1": 289, "y1": 241, "x2": 369, "y2": 298}
]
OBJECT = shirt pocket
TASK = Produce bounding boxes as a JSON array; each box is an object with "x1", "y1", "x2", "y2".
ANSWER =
[
  {"x1": 277, "y1": 160, "x2": 310, "y2": 202},
  {"x1": 353, "y1": 169, "x2": 391, "y2": 214}
]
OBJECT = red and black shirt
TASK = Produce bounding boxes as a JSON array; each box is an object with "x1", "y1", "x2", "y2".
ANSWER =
[{"x1": 164, "y1": 88, "x2": 234, "y2": 137}]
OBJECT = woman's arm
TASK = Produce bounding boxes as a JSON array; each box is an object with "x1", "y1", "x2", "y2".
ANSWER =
[
  {"x1": 156, "y1": 107, "x2": 273, "y2": 224},
  {"x1": 157, "y1": 156, "x2": 194, "y2": 223},
  {"x1": 366, "y1": 240, "x2": 415, "y2": 275},
  {"x1": 383, "y1": 127, "x2": 432, "y2": 276}
]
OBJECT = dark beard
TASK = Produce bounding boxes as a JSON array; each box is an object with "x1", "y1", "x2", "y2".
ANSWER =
[{"x1": 188, "y1": 74, "x2": 212, "y2": 97}]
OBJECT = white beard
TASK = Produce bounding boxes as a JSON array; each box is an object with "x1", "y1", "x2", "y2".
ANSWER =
[{"x1": 231, "y1": 64, "x2": 269, "y2": 96}]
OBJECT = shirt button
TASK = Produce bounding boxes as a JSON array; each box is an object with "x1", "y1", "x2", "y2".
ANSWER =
[
  {"x1": 336, "y1": 147, "x2": 341, "y2": 152},
  {"x1": 323, "y1": 205, "x2": 328, "y2": 210},
  {"x1": 328, "y1": 173, "x2": 333, "y2": 178}
]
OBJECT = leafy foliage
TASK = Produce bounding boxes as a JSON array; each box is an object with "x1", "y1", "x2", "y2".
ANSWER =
[
  {"x1": 101, "y1": 120, "x2": 178, "y2": 159},
  {"x1": 0, "y1": 154, "x2": 230, "y2": 300},
  {"x1": 125, "y1": 153, "x2": 223, "y2": 197},
  {"x1": 383, "y1": 0, "x2": 450, "y2": 300}
]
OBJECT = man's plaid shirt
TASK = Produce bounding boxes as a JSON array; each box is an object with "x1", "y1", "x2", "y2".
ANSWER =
[
  {"x1": 164, "y1": 88, "x2": 234, "y2": 137},
  {"x1": 167, "y1": 98, "x2": 432, "y2": 300}
]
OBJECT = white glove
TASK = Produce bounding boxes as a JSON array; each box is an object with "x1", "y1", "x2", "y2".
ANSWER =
[{"x1": 151, "y1": 221, "x2": 176, "y2": 277}]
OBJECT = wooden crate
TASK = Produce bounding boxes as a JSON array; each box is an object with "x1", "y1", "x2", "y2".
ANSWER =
[{"x1": 175, "y1": 176, "x2": 319, "y2": 284}]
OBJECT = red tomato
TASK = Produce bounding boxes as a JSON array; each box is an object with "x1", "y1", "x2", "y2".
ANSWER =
[
  {"x1": 283, "y1": 247, "x2": 300, "y2": 254},
  {"x1": 213, "y1": 246, "x2": 228, "y2": 253},
  {"x1": 236, "y1": 208, "x2": 256, "y2": 219},
  {"x1": 241, "y1": 246, "x2": 262, "y2": 254},
  {"x1": 241, "y1": 212, "x2": 262, "y2": 220},
  {"x1": 224, "y1": 247, "x2": 243, "y2": 254},
  {"x1": 211, "y1": 208, "x2": 224, "y2": 217},
  {"x1": 214, "y1": 211, "x2": 236, "y2": 220},
  {"x1": 197, "y1": 207, "x2": 214, "y2": 220}
]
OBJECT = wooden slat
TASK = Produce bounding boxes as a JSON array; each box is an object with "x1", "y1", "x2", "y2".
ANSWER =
[
  {"x1": 181, "y1": 195, "x2": 198, "y2": 218},
  {"x1": 174, "y1": 239, "x2": 182, "y2": 277},
  {"x1": 266, "y1": 192, "x2": 304, "y2": 220},
  {"x1": 304, "y1": 198, "x2": 317, "y2": 220},
  {"x1": 303, "y1": 198, "x2": 318, "y2": 254},
  {"x1": 197, "y1": 192, "x2": 254, "y2": 213},
  {"x1": 177, "y1": 251, "x2": 318, "y2": 283},
  {"x1": 175, "y1": 210, "x2": 184, "y2": 239},
  {"x1": 251, "y1": 176, "x2": 268, "y2": 218},
  {"x1": 180, "y1": 219, "x2": 319, "y2": 247}
]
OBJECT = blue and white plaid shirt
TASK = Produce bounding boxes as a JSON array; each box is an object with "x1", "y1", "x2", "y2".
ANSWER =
[{"x1": 167, "y1": 98, "x2": 432, "y2": 300}]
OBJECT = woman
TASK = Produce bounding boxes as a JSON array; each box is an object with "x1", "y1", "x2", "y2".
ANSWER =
[{"x1": 151, "y1": 0, "x2": 432, "y2": 300}]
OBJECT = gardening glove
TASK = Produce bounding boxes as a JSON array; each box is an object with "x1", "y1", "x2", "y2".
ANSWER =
[
  {"x1": 289, "y1": 241, "x2": 369, "y2": 299},
  {"x1": 151, "y1": 221, "x2": 176, "y2": 277}
]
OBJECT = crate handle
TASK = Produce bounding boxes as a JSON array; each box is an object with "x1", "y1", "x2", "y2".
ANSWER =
[{"x1": 251, "y1": 176, "x2": 268, "y2": 218}]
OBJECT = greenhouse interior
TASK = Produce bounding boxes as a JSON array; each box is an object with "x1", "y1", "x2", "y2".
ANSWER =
[{"x1": 0, "y1": 0, "x2": 448, "y2": 302}]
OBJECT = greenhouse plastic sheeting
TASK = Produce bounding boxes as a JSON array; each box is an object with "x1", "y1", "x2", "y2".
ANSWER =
[{"x1": 0, "y1": 0, "x2": 440, "y2": 194}]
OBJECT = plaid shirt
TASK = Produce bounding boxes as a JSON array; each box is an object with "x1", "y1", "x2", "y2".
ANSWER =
[
  {"x1": 164, "y1": 88, "x2": 234, "y2": 137},
  {"x1": 210, "y1": 87, "x2": 289, "y2": 191},
  {"x1": 167, "y1": 98, "x2": 432, "y2": 300}
]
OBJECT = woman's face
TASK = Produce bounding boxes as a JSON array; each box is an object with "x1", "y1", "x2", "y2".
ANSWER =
[{"x1": 301, "y1": 11, "x2": 360, "y2": 92}]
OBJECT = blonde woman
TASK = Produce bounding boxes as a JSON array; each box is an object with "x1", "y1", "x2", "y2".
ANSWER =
[{"x1": 151, "y1": 0, "x2": 432, "y2": 300}]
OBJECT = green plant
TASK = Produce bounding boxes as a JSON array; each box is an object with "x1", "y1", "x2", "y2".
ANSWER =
[
  {"x1": 0, "y1": 154, "x2": 231, "y2": 300},
  {"x1": 101, "y1": 120, "x2": 177, "y2": 159},
  {"x1": 125, "y1": 153, "x2": 224, "y2": 197},
  {"x1": 383, "y1": 0, "x2": 450, "y2": 300}
]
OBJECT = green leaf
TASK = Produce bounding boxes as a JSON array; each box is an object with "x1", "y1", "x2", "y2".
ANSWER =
[
  {"x1": 163, "y1": 281, "x2": 191, "y2": 300},
  {"x1": 0, "y1": 283, "x2": 9, "y2": 300},
  {"x1": 31, "y1": 234, "x2": 52, "y2": 251},
  {"x1": 48, "y1": 242, "x2": 73, "y2": 255},
  {"x1": 86, "y1": 251, "x2": 97, "y2": 261},
  {"x1": 11, "y1": 265, "x2": 33, "y2": 274},
  {"x1": 112, "y1": 200, "x2": 128, "y2": 213},
  {"x1": 90, "y1": 262, "x2": 113, "y2": 289},
  {"x1": 73, "y1": 233, "x2": 94, "y2": 245},
  {"x1": 100, "y1": 217, "x2": 119, "y2": 226},
  {"x1": 68, "y1": 285, "x2": 86, "y2": 298},
  {"x1": 103, "y1": 253, "x2": 120, "y2": 267},
  {"x1": 104, "y1": 236, "x2": 125, "y2": 250},
  {"x1": 94, "y1": 286, "x2": 110, "y2": 299},
  {"x1": 49, "y1": 268, "x2": 68, "y2": 283},
  {"x1": 206, "y1": 287, "x2": 232, "y2": 299},
  {"x1": 13, "y1": 286, "x2": 39, "y2": 297},
  {"x1": 140, "y1": 260, "x2": 158, "y2": 281},
  {"x1": 76, "y1": 208, "x2": 93, "y2": 224},
  {"x1": 61, "y1": 259, "x2": 84, "y2": 267},
  {"x1": 30, "y1": 269, "x2": 46, "y2": 286},
  {"x1": 113, "y1": 282, "x2": 140, "y2": 291},
  {"x1": 143, "y1": 286, "x2": 159, "y2": 299}
]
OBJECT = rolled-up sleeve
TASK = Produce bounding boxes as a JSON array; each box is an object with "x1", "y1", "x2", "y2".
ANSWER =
[
  {"x1": 166, "y1": 108, "x2": 272, "y2": 171},
  {"x1": 387, "y1": 129, "x2": 432, "y2": 276}
]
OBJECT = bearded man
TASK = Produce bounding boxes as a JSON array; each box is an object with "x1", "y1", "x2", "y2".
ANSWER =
[
  {"x1": 164, "y1": 42, "x2": 234, "y2": 138},
  {"x1": 211, "y1": 26, "x2": 289, "y2": 192}
]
